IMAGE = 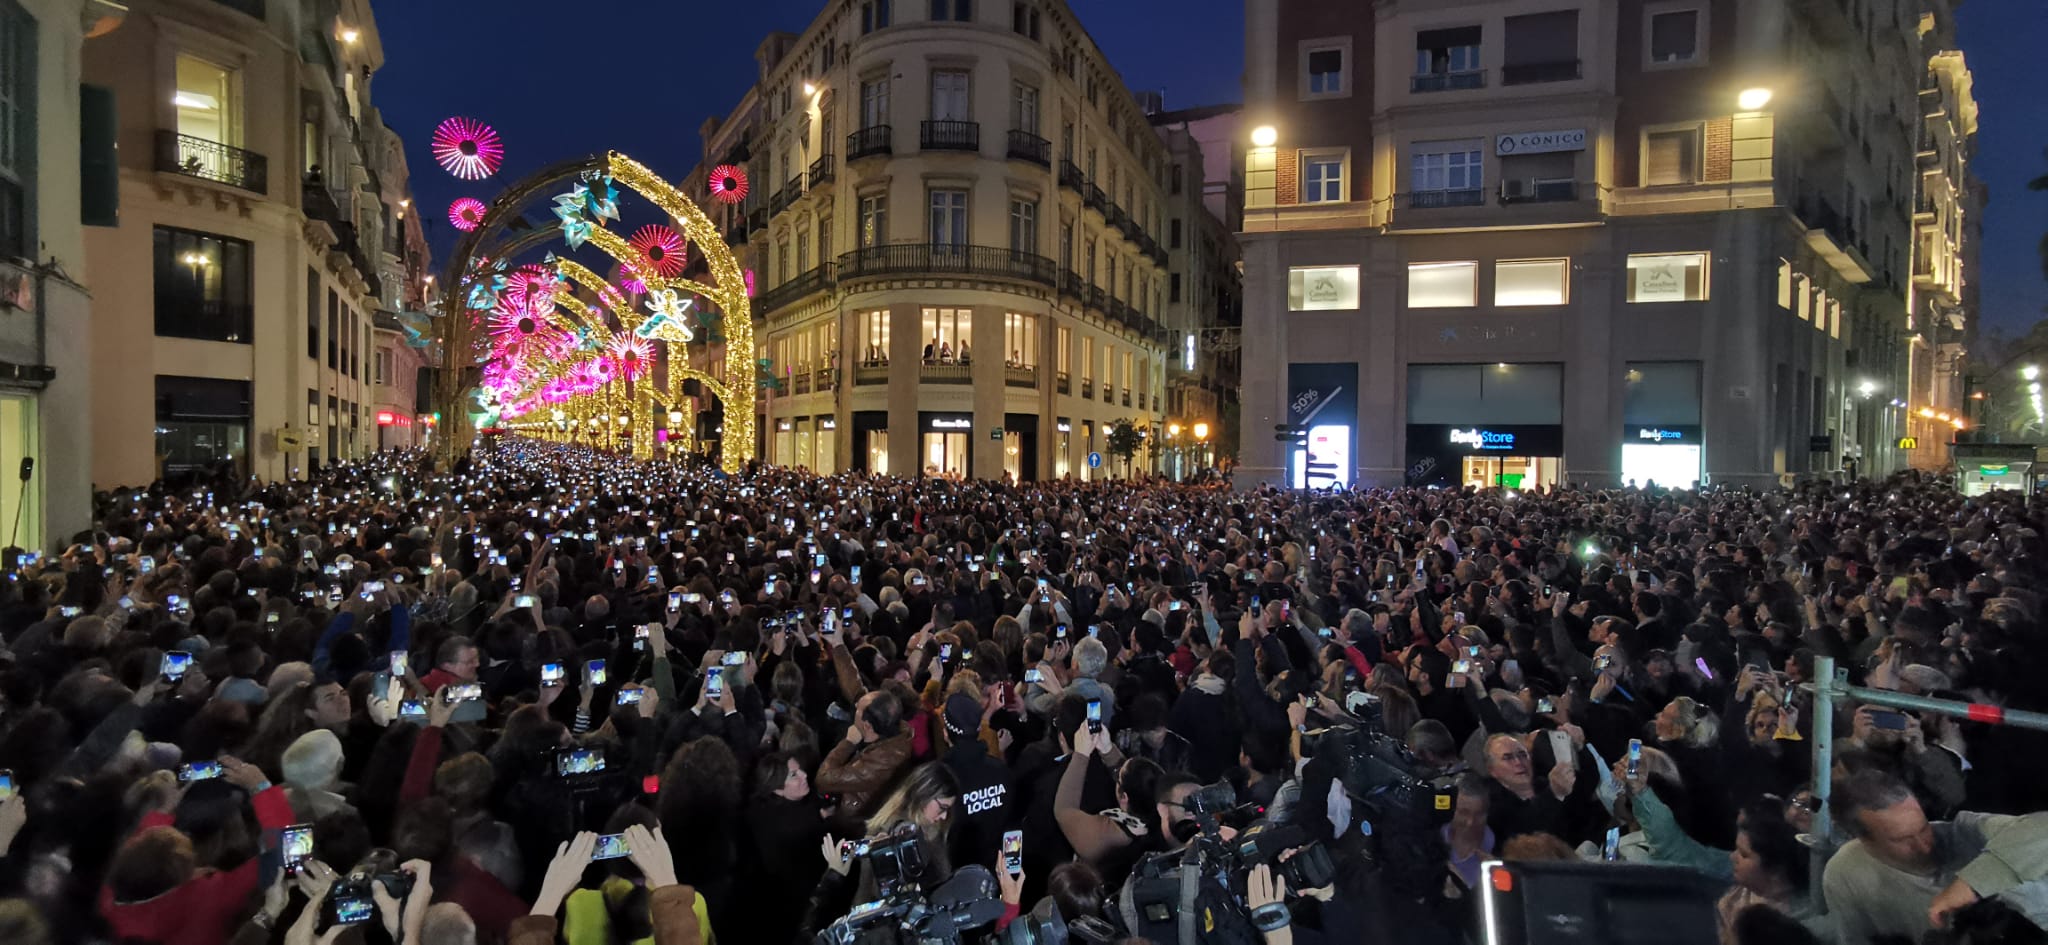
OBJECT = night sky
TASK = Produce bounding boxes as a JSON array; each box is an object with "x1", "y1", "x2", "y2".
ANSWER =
[{"x1": 369, "y1": 0, "x2": 2044, "y2": 334}]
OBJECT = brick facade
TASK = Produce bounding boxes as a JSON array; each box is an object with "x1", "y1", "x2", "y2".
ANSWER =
[{"x1": 1703, "y1": 117, "x2": 1734, "y2": 183}]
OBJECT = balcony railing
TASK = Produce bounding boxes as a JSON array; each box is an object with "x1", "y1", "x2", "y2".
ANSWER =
[
  {"x1": 836, "y1": 243, "x2": 1058, "y2": 287},
  {"x1": 854, "y1": 363, "x2": 890, "y2": 386},
  {"x1": 1005, "y1": 365, "x2": 1037, "y2": 388},
  {"x1": 1086, "y1": 285, "x2": 1106, "y2": 312},
  {"x1": 815, "y1": 368, "x2": 835, "y2": 392},
  {"x1": 1105, "y1": 204, "x2": 1128, "y2": 231},
  {"x1": 1499, "y1": 179, "x2": 1578, "y2": 204},
  {"x1": 1060, "y1": 160, "x2": 1088, "y2": 193},
  {"x1": 769, "y1": 182, "x2": 794, "y2": 214},
  {"x1": 1056, "y1": 370, "x2": 1071, "y2": 395},
  {"x1": 847, "y1": 125, "x2": 892, "y2": 160},
  {"x1": 1007, "y1": 130, "x2": 1051, "y2": 166},
  {"x1": 1121, "y1": 389, "x2": 1132, "y2": 407},
  {"x1": 920, "y1": 120, "x2": 980, "y2": 152},
  {"x1": 156, "y1": 131, "x2": 268, "y2": 195},
  {"x1": 1408, "y1": 189, "x2": 1486, "y2": 209},
  {"x1": 1084, "y1": 183, "x2": 1106, "y2": 211},
  {"x1": 919, "y1": 362, "x2": 973, "y2": 384},
  {"x1": 757, "y1": 263, "x2": 836, "y2": 313},
  {"x1": 1410, "y1": 70, "x2": 1486, "y2": 92},
  {"x1": 809, "y1": 154, "x2": 836, "y2": 187},
  {"x1": 1501, "y1": 60, "x2": 1582, "y2": 85},
  {"x1": 746, "y1": 208, "x2": 767, "y2": 233},
  {"x1": 1060, "y1": 269, "x2": 1086, "y2": 299},
  {"x1": 1081, "y1": 377, "x2": 1094, "y2": 398},
  {"x1": 792, "y1": 372, "x2": 813, "y2": 395},
  {"x1": 725, "y1": 223, "x2": 749, "y2": 246}
]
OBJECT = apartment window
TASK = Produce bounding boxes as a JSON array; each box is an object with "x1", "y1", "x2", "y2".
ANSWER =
[
  {"x1": 1503, "y1": 10, "x2": 1579, "y2": 84},
  {"x1": 1057, "y1": 325, "x2": 1071, "y2": 380},
  {"x1": 1245, "y1": 145, "x2": 1277, "y2": 209},
  {"x1": 374, "y1": 349, "x2": 390, "y2": 385},
  {"x1": 776, "y1": 239, "x2": 791, "y2": 282},
  {"x1": 1411, "y1": 141, "x2": 1483, "y2": 204},
  {"x1": 861, "y1": 0, "x2": 892, "y2": 33},
  {"x1": 1170, "y1": 273, "x2": 1182, "y2": 302},
  {"x1": 859, "y1": 194, "x2": 887, "y2": 248},
  {"x1": 305, "y1": 268, "x2": 320, "y2": 359},
  {"x1": 306, "y1": 388, "x2": 318, "y2": 426},
  {"x1": 1008, "y1": 199, "x2": 1038, "y2": 255},
  {"x1": 1643, "y1": 126, "x2": 1701, "y2": 186},
  {"x1": 1777, "y1": 259, "x2": 1794, "y2": 310},
  {"x1": 1302, "y1": 42, "x2": 1350, "y2": 99},
  {"x1": 1004, "y1": 313, "x2": 1038, "y2": 367},
  {"x1": 326, "y1": 290, "x2": 338, "y2": 368},
  {"x1": 860, "y1": 78, "x2": 890, "y2": 128},
  {"x1": 1012, "y1": 3, "x2": 1041, "y2": 39},
  {"x1": 1646, "y1": 6, "x2": 1705, "y2": 66},
  {"x1": 1081, "y1": 336, "x2": 1094, "y2": 381},
  {"x1": 1287, "y1": 265, "x2": 1360, "y2": 311},
  {"x1": 797, "y1": 225, "x2": 812, "y2": 272},
  {"x1": 819, "y1": 215, "x2": 833, "y2": 263},
  {"x1": 153, "y1": 226, "x2": 253, "y2": 343},
  {"x1": 1301, "y1": 151, "x2": 1345, "y2": 203},
  {"x1": 1414, "y1": 27, "x2": 1482, "y2": 88},
  {"x1": 1494, "y1": 258, "x2": 1569, "y2": 306},
  {"x1": 1011, "y1": 82, "x2": 1040, "y2": 133},
  {"x1": 930, "y1": 0, "x2": 970, "y2": 21},
  {"x1": 1084, "y1": 237, "x2": 1097, "y2": 284},
  {"x1": 1169, "y1": 219, "x2": 1182, "y2": 249},
  {"x1": 1058, "y1": 221, "x2": 1073, "y2": 270},
  {"x1": 1407, "y1": 261, "x2": 1478, "y2": 308},
  {"x1": 860, "y1": 310, "x2": 891, "y2": 364},
  {"x1": 928, "y1": 189, "x2": 968, "y2": 246},
  {"x1": 1626, "y1": 253, "x2": 1709, "y2": 302},
  {"x1": 921, "y1": 307, "x2": 972, "y2": 360},
  {"x1": 930, "y1": 70, "x2": 971, "y2": 122},
  {"x1": 174, "y1": 54, "x2": 240, "y2": 147},
  {"x1": 1171, "y1": 165, "x2": 1184, "y2": 194}
]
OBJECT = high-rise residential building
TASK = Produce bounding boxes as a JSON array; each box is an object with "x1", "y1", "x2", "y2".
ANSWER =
[
  {"x1": 685, "y1": 0, "x2": 1174, "y2": 481},
  {"x1": 1903, "y1": 0, "x2": 1975, "y2": 470},
  {"x1": 0, "y1": 0, "x2": 122, "y2": 551},
  {"x1": 1150, "y1": 103, "x2": 1245, "y2": 478},
  {"x1": 82, "y1": 0, "x2": 425, "y2": 487},
  {"x1": 1238, "y1": 0, "x2": 1938, "y2": 491}
]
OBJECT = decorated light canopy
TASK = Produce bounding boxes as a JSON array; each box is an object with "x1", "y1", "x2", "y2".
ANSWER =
[
  {"x1": 431, "y1": 117, "x2": 505, "y2": 180},
  {"x1": 449, "y1": 198, "x2": 488, "y2": 231}
]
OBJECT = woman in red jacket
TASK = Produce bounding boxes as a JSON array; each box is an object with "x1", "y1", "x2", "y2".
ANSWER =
[{"x1": 98, "y1": 757, "x2": 297, "y2": 945}]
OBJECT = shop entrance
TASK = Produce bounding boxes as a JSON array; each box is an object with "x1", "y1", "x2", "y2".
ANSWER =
[
  {"x1": 922, "y1": 432, "x2": 968, "y2": 478},
  {"x1": 1461, "y1": 455, "x2": 1560, "y2": 490}
]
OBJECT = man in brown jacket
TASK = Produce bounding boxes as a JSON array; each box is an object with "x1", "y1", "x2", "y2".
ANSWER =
[{"x1": 816, "y1": 690, "x2": 915, "y2": 819}]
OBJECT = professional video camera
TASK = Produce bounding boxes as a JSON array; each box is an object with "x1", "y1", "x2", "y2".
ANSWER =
[
  {"x1": 1000, "y1": 898, "x2": 1118, "y2": 945},
  {"x1": 814, "y1": 825, "x2": 1008, "y2": 945}
]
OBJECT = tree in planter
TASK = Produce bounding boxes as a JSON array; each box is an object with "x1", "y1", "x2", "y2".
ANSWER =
[{"x1": 1106, "y1": 418, "x2": 1144, "y2": 478}]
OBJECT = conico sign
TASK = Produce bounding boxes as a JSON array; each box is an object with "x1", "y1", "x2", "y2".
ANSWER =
[{"x1": 1496, "y1": 129, "x2": 1587, "y2": 156}]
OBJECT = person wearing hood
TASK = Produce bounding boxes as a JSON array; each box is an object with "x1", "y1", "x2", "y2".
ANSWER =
[
  {"x1": 939, "y1": 692, "x2": 1015, "y2": 868},
  {"x1": 281, "y1": 728, "x2": 352, "y2": 821}
]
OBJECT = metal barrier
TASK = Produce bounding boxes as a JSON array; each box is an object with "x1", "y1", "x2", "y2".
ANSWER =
[{"x1": 1806, "y1": 654, "x2": 2048, "y2": 911}]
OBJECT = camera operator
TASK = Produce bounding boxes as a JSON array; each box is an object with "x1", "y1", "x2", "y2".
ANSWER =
[{"x1": 805, "y1": 762, "x2": 961, "y2": 934}]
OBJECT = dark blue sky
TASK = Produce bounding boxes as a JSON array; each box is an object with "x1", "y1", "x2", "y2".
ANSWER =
[{"x1": 370, "y1": 0, "x2": 2043, "y2": 333}]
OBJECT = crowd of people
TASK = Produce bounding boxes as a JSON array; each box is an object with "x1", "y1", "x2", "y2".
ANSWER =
[{"x1": 0, "y1": 439, "x2": 2042, "y2": 945}]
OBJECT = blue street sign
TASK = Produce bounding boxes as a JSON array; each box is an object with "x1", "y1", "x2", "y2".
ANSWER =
[{"x1": 1087, "y1": 451, "x2": 1103, "y2": 469}]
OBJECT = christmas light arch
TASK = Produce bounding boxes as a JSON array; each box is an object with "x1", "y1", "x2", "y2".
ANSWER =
[{"x1": 435, "y1": 152, "x2": 756, "y2": 473}]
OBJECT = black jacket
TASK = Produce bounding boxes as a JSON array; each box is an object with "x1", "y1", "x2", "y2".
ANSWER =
[{"x1": 940, "y1": 737, "x2": 1015, "y2": 870}]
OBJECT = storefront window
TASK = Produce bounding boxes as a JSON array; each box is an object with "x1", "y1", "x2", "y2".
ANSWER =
[
  {"x1": 1055, "y1": 421, "x2": 1071, "y2": 478},
  {"x1": 867, "y1": 430, "x2": 889, "y2": 475},
  {"x1": 1287, "y1": 265, "x2": 1360, "y2": 311},
  {"x1": 816, "y1": 422, "x2": 837, "y2": 474},
  {"x1": 1626, "y1": 252, "x2": 1709, "y2": 302},
  {"x1": 1407, "y1": 261, "x2": 1477, "y2": 308},
  {"x1": 923, "y1": 431, "x2": 968, "y2": 477},
  {"x1": 1081, "y1": 420, "x2": 1095, "y2": 480},
  {"x1": 1494, "y1": 258, "x2": 1568, "y2": 306},
  {"x1": 1003, "y1": 430, "x2": 1023, "y2": 481}
]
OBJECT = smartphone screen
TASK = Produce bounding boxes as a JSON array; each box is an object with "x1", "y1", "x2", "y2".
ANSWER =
[
  {"x1": 445, "y1": 683, "x2": 482, "y2": 704},
  {"x1": 540, "y1": 663, "x2": 565, "y2": 687},
  {"x1": 0, "y1": 769, "x2": 16, "y2": 800},
  {"x1": 592, "y1": 833, "x2": 632, "y2": 861},
  {"x1": 1603, "y1": 826, "x2": 1622, "y2": 862},
  {"x1": 1002, "y1": 830, "x2": 1024, "y2": 875},
  {"x1": 586, "y1": 660, "x2": 607, "y2": 687},
  {"x1": 554, "y1": 747, "x2": 605, "y2": 776},
  {"x1": 281, "y1": 823, "x2": 314, "y2": 874},
  {"x1": 705, "y1": 667, "x2": 725, "y2": 700},
  {"x1": 178, "y1": 760, "x2": 223, "y2": 782},
  {"x1": 400, "y1": 699, "x2": 427, "y2": 720},
  {"x1": 1086, "y1": 699, "x2": 1103, "y2": 732},
  {"x1": 617, "y1": 688, "x2": 644, "y2": 706},
  {"x1": 161, "y1": 650, "x2": 192, "y2": 680},
  {"x1": 388, "y1": 651, "x2": 409, "y2": 678},
  {"x1": 1626, "y1": 738, "x2": 1643, "y2": 779},
  {"x1": 668, "y1": 591, "x2": 682, "y2": 613}
]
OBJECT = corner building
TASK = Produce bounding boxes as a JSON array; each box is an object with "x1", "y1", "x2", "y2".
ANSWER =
[
  {"x1": 1238, "y1": 0, "x2": 1946, "y2": 490},
  {"x1": 690, "y1": 0, "x2": 1174, "y2": 480}
]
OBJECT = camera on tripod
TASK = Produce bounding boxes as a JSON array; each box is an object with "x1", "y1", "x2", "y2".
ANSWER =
[{"x1": 814, "y1": 826, "x2": 1009, "y2": 945}]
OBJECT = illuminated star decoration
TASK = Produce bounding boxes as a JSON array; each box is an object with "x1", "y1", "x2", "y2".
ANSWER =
[
  {"x1": 449, "y1": 197, "x2": 488, "y2": 232},
  {"x1": 552, "y1": 191, "x2": 595, "y2": 249},
  {"x1": 629, "y1": 225, "x2": 687, "y2": 279},
  {"x1": 636, "y1": 288, "x2": 696, "y2": 344},
  {"x1": 708, "y1": 165, "x2": 749, "y2": 204},
  {"x1": 584, "y1": 176, "x2": 620, "y2": 223},
  {"x1": 431, "y1": 117, "x2": 505, "y2": 180}
]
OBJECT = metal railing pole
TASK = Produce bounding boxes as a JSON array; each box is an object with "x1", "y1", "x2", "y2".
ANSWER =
[{"x1": 1810, "y1": 655, "x2": 1838, "y2": 909}]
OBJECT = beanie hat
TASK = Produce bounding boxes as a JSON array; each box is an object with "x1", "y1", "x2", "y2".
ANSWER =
[{"x1": 282, "y1": 729, "x2": 344, "y2": 790}]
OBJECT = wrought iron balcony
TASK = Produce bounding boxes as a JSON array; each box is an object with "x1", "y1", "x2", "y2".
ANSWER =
[
  {"x1": 1410, "y1": 70, "x2": 1486, "y2": 92},
  {"x1": 1084, "y1": 183, "x2": 1107, "y2": 211},
  {"x1": 836, "y1": 243, "x2": 1057, "y2": 287},
  {"x1": 1105, "y1": 203, "x2": 1128, "y2": 231},
  {"x1": 1060, "y1": 269, "x2": 1085, "y2": 299},
  {"x1": 1007, "y1": 130, "x2": 1051, "y2": 166},
  {"x1": 756, "y1": 263, "x2": 836, "y2": 313},
  {"x1": 1060, "y1": 160, "x2": 1088, "y2": 193},
  {"x1": 1081, "y1": 377, "x2": 1094, "y2": 398},
  {"x1": 920, "y1": 120, "x2": 980, "y2": 152},
  {"x1": 1086, "y1": 285, "x2": 1106, "y2": 312},
  {"x1": 847, "y1": 125, "x2": 892, "y2": 160},
  {"x1": 1408, "y1": 189, "x2": 1486, "y2": 209},
  {"x1": 1498, "y1": 179, "x2": 1578, "y2": 204},
  {"x1": 1502, "y1": 60, "x2": 1581, "y2": 85},
  {"x1": 809, "y1": 154, "x2": 835, "y2": 187},
  {"x1": 156, "y1": 130, "x2": 268, "y2": 195}
]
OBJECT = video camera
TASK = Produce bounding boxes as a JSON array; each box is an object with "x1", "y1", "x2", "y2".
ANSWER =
[{"x1": 814, "y1": 841, "x2": 1009, "y2": 945}]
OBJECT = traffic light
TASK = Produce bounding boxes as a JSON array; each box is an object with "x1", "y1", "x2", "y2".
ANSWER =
[{"x1": 1273, "y1": 423, "x2": 1307, "y2": 449}]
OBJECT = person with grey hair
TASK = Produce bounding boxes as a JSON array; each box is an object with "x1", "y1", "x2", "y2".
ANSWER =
[{"x1": 1823, "y1": 769, "x2": 2048, "y2": 945}]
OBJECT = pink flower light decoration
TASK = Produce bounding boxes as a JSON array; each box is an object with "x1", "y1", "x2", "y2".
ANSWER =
[
  {"x1": 431, "y1": 117, "x2": 505, "y2": 180},
  {"x1": 606, "y1": 333, "x2": 654, "y2": 381},
  {"x1": 629, "y1": 225, "x2": 688, "y2": 279},
  {"x1": 708, "y1": 165, "x2": 749, "y2": 204},
  {"x1": 449, "y1": 198, "x2": 488, "y2": 232}
]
